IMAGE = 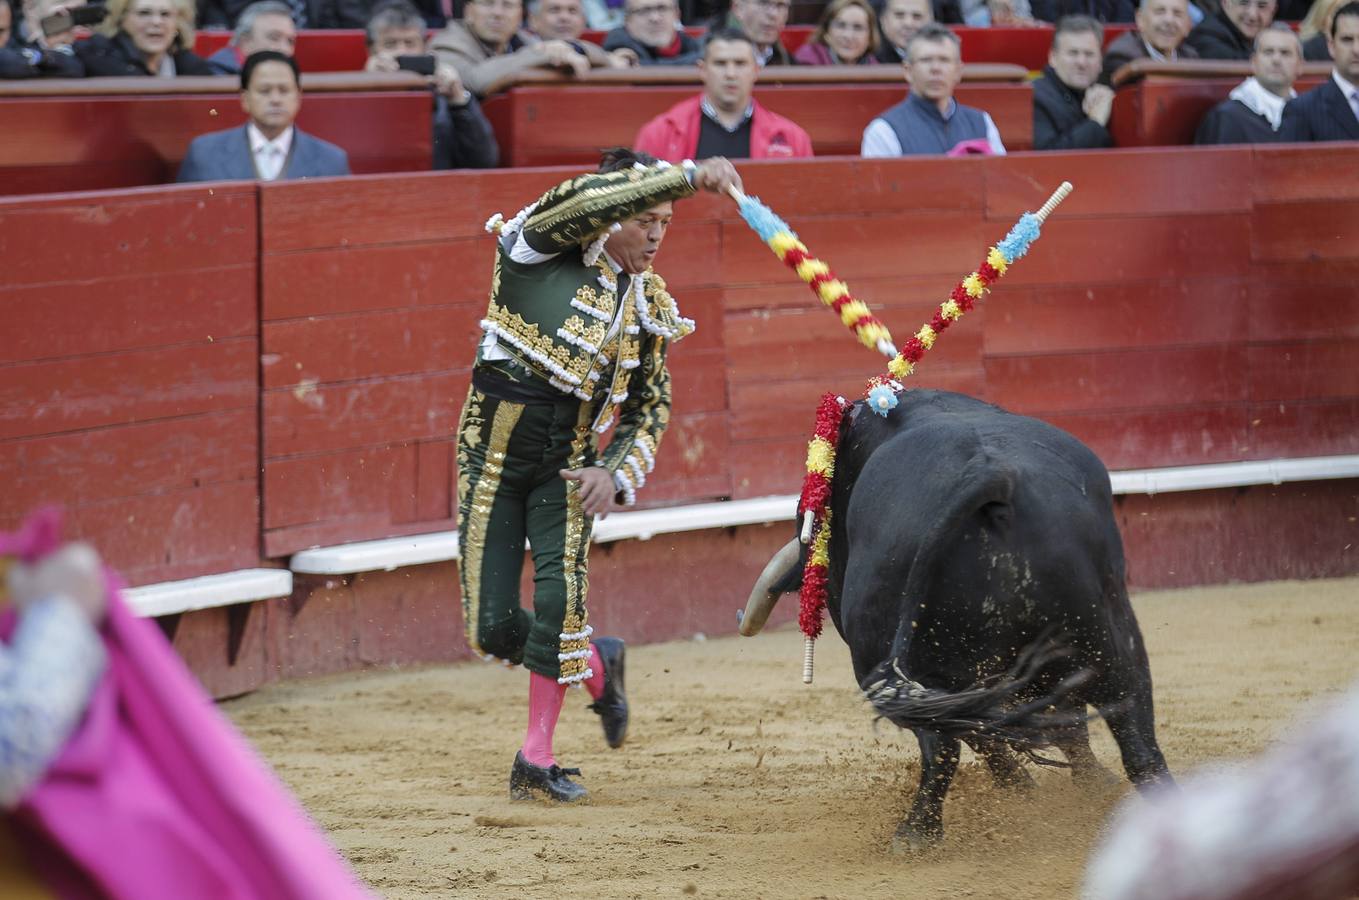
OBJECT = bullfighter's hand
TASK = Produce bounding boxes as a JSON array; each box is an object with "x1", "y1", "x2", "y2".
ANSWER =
[
  {"x1": 6, "y1": 542, "x2": 107, "y2": 623},
  {"x1": 559, "y1": 467, "x2": 619, "y2": 518},
  {"x1": 693, "y1": 157, "x2": 743, "y2": 196}
]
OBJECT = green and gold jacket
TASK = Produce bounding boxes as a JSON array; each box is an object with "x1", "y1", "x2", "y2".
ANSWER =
[{"x1": 477, "y1": 163, "x2": 697, "y2": 505}]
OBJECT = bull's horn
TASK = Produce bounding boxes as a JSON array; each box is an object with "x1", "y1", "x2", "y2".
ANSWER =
[{"x1": 739, "y1": 539, "x2": 801, "y2": 637}]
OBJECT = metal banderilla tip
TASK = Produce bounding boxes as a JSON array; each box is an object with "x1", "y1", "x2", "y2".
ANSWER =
[
  {"x1": 803, "y1": 637, "x2": 816, "y2": 684},
  {"x1": 1034, "y1": 181, "x2": 1074, "y2": 225}
]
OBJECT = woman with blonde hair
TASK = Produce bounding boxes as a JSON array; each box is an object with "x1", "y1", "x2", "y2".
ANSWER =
[
  {"x1": 1298, "y1": 0, "x2": 1344, "y2": 58},
  {"x1": 794, "y1": 0, "x2": 880, "y2": 64},
  {"x1": 76, "y1": 0, "x2": 215, "y2": 75}
]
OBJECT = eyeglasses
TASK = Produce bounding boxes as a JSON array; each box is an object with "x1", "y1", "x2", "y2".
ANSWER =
[{"x1": 625, "y1": 2, "x2": 674, "y2": 15}]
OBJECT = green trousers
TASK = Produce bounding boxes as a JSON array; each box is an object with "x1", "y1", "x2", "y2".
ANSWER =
[{"x1": 455, "y1": 385, "x2": 598, "y2": 683}]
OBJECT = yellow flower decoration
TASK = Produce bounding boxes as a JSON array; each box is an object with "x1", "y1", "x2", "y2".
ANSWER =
[
  {"x1": 810, "y1": 514, "x2": 831, "y2": 567},
  {"x1": 796, "y1": 259, "x2": 830, "y2": 280},
  {"x1": 916, "y1": 325, "x2": 937, "y2": 350},
  {"x1": 963, "y1": 273, "x2": 986, "y2": 299},
  {"x1": 888, "y1": 356, "x2": 914, "y2": 379},
  {"x1": 941, "y1": 299, "x2": 962, "y2": 321},
  {"x1": 987, "y1": 247, "x2": 1009, "y2": 275},
  {"x1": 769, "y1": 233, "x2": 807, "y2": 259},
  {"x1": 838, "y1": 300, "x2": 871, "y2": 327},
  {"x1": 806, "y1": 437, "x2": 835, "y2": 475},
  {"x1": 816, "y1": 279, "x2": 849, "y2": 305}
]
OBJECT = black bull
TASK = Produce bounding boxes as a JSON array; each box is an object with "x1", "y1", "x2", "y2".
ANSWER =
[{"x1": 742, "y1": 390, "x2": 1173, "y2": 850}]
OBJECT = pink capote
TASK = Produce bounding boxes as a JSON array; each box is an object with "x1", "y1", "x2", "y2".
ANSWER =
[{"x1": 0, "y1": 509, "x2": 373, "y2": 900}]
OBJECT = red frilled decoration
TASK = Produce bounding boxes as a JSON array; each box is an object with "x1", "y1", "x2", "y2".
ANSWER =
[{"x1": 795, "y1": 392, "x2": 848, "y2": 641}]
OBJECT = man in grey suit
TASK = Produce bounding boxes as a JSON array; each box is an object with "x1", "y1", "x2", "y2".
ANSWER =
[{"x1": 177, "y1": 51, "x2": 350, "y2": 183}]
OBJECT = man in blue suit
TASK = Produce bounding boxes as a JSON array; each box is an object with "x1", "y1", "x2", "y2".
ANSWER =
[
  {"x1": 1280, "y1": 0, "x2": 1359, "y2": 142},
  {"x1": 177, "y1": 50, "x2": 350, "y2": 183}
]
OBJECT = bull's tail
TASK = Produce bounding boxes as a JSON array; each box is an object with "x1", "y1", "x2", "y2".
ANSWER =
[{"x1": 862, "y1": 632, "x2": 1093, "y2": 760}]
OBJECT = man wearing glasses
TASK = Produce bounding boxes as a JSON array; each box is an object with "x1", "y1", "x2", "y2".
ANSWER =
[
  {"x1": 711, "y1": 0, "x2": 793, "y2": 65},
  {"x1": 1186, "y1": 0, "x2": 1275, "y2": 59},
  {"x1": 603, "y1": 0, "x2": 702, "y2": 64}
]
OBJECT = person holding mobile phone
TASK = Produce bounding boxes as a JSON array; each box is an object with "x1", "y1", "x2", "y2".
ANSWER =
[
  {"x1": 0, "y1": 0, "x2": 85, "y2": 77},
  {"x1": 363, "y1": 0, "x2": 499, "y2": 168}
]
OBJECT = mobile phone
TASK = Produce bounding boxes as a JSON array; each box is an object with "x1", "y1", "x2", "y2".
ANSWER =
[
  {"x1": 396, "y1": 54, "x2": 436, "y2": 76},
  {"x1": 40, "y1": 3, "x2": 108, "y2": 36}
]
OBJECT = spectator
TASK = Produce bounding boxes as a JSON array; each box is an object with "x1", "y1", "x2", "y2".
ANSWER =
[
  {"x1": 1185, "y1": 0, "x2": 1274, "y2": 59},
  {"x1": 633, "y1": 29, "x2": 813, "y2": 159},
  {"x1": 601, "y1": 0, "x2": 701, "y2": 65},
  {"x1": 364, "y1": 0, "x2": 499, "y2": 167},
  {"x1": 1281, "y1": 0, "x2": 1359, "y2": 140},
  {"x1": 431, "y1": 0, "x2": 625, "y2": 96},
  {"x1": 956, "y1": 0, "x2": 1036, "y2": 25},
  {"x1": 1031, "y1": 0, "x2": 1133, "y2": 22},
  {"x1": 1195, "y1": 23, "x2": 1301, "y2": 142},
  {"x1": 526, "y1": 0, "x2": 635, "y2": 63},
  {"x1": 1, "y1": 0, "x2": 85, "y2": 76},
  {"x1": 76, "y1": 0, "x2": 215, "y2": 75},
  {"x1": 205, "y1": 0, "x2": 295, "y2": 74},
  {"x1": 582, "y1": 0, "x2": 625, "y2": 28},
  {"x1": 875, "y1": 0, "x2": 932, "y2": 63},
  {"x1": 178, "y1": 50, "x2": 350, "y2": 181},
  {"x1": 1033, "y1": 15, "x2": 1114, "y2": 149},
  {"x1": 1300, "y1": 0, "x2": 1347, "y2": 60},
  {"x1": 862, "y1": 22, "x2": 1006, "y2": 156},
  {"x1": 711, "y1": 0, "x2": 792, "y2": 66},
  {"x1": 1100, "y1": 0, "x2": 1196, "y2": 84},
  {"x1": 794, "y1": 0, "x2": 879, "y2": 64}
]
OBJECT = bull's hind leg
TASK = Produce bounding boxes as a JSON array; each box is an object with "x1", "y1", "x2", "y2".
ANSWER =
[
  {"x1": 1099, "y1": 693, "x2": 1173, "y2": 790},
  {"x1": 1051, "y1": 714, "x2": 1118, "y2": 788},
  {"x1": 894, "y1": 730, "x2": 961, "y2": 853},
  {"x1": 964, "y1": 736, "x2": 1035, "y2": 790}
]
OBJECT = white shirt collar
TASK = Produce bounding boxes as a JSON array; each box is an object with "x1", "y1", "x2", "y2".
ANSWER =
[
  {"x1": 1140, "y1": 35, "x2": 1175, "y2": 62},
  {"x1": 1229, "y1": 76, "x2": 1294, "y2": 130},
  {"x1": 700, "y1": 97, "x2": 755, "y2": 132},
  {"x1": 247, "y1": 122, "x2": 294, "y2": 158}
]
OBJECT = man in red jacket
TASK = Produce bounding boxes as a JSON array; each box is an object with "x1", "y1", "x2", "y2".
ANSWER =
[{"x1": 633, "y1": 29, "x2": 814, "y2": 160}]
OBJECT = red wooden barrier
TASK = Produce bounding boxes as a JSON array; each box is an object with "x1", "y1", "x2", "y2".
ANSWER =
[
  {"x1": 1110, "y1": 73, "x2": 1328, "y2": 146},
  {"x1": 0, "y1": 76, "x2": 432, "y2": 196},
  {"x1": 0, "y1": 184, "x2": 261, "y2": 586},
  {"x1": 482, "y1": 80, "x2": 1032, "y2": 166},
  {"x1": 193, "y1": 25, "x2": 1133, "y2": 74}
]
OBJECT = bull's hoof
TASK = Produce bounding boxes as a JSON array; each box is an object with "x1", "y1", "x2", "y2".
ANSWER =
[{"x1": 890, "y1": 823, "x2": 942, "y2": 855}]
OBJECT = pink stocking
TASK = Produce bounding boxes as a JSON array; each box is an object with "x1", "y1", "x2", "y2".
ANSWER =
[
  {"x1": 521, "y1": 672, "x2": 567, "y2": 768},
  {"x1": 583, "y1": 643, "x2": 606, "y2": 701}
]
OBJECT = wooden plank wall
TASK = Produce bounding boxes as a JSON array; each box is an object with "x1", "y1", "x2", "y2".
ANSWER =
[{"x1": 0, "y1": 184, "x2": 261, "y2": 585}]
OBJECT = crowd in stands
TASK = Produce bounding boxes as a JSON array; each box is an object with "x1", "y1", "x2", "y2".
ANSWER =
[{"x1": 1, "y1": 0, "x2": 1356, "y2": 184}]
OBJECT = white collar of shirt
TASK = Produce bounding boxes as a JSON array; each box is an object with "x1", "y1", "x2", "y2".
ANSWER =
[
  {"x1": 1140, "y1": 36, "x2": 1175, "y2": 62},
  {"x1": 700, "y1": 97, "x2": 755, "y2": 132},
  {"x1": 1230, "y1": 76, "x2": 1294, "y2": 130},
  {"x1": 755, "y1": 44, "x2": 773, "y2": 66},
  {"x1": 1334, "y1": 70, "x2": 1359, "y2": 107},
  {"x1": 248, "y1": 123, "x2": 294, "y2": 181}
]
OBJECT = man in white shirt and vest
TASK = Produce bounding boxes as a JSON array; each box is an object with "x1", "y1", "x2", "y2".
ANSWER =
[{"x1": 178, "y1": 51, "x2": 350, "y2": 183}]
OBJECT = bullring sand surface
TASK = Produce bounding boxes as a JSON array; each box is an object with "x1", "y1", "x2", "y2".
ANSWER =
[{"x1": 227, "y1": 577, "x2": 1359, "y2": 900}]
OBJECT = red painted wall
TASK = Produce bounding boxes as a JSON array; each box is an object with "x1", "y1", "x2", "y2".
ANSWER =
[{"x1": 0, "y1": 184, "x2": 261, "y2": 585}]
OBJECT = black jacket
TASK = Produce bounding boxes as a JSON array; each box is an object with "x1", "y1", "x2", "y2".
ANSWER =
[
  {"x1": 1, "y1": 37, "x2": 85, "y2": 78},
  {"x1": 1193, "y1": 96, "x2": 1287, "y2": 144},
  {"x1": 601, "y1": 27, "x2": 702, "y2": 65},
  {"x1": 1280, "y1": 78, "x2": 1359, "y2": 142},
  {"x1": 75, "y1": 31, "x2": 215, "y2": 76},
  {"x1": 1184, "y1": 9, "x2": 1251, "y2": 60},
  {"x1": 432, "y1": 93, "x2": 500, "y2": 169},
  {"x1": 1302, "y1": 33, "x2": 1331, "y2": 62},
  {"x1": 1032, "y1": 67, "x2": 1113, "y2": 150},
  {"x1": 1030, "y1": 0, "x2": 1134, "y2": 21}
]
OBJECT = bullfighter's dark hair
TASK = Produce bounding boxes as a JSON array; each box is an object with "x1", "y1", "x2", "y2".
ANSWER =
[{"x1": 597, "y1": 147, "x2": 660, "y2": 173}]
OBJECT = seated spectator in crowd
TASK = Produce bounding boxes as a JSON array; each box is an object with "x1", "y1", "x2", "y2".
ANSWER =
[
  {"x1": 1185, "y1": 0, "x2": 1274, "y2": 59},
  {"x1": 862, "y1": 23, "x2": 1006, "y2": 156},
  {"x1": 364, "y1": 0, "x2": 499, "y2": 167},
  {"x1": 710, "y1": 0, "x2": 792, "y2": 65},
  {"x1": 432, "y1": 0, "x2": 625, "y2": 96},
  {"x1": 956, "y1": 0, "x2": 1037, "y2": 26},
  {"x1": 527, "y1": 0, "x2": 635, "y2": 63},
  {"x1": 602, "y1": 0, "x2": 701, "y2": 65},
  {"x1": 875, "y1": 0, "x2": 932, "y2": 63},
  {"x1": 1, "y1": 0, "x2": 85, "y2": 76},
  {"x1": 205, "y1": 0, "x2": 295, "y2": 74},
  {"x1": 1033, "y1": 15, "x2": 1114, "y2": 148},
  {"x1": 1031, "y1": 0, "x2": 1133, "y2": 22},
  {"x1": 199, "y1": 0, "x2": 416, "y2": 31},
  {"x1": 178, "y1": 50, "x2": 350, "y2": 181},
  {"x1": 1195, "y1": 23, "x2": 1301, "y2": 142},
  {"x1": 582, "y1": 0, "x2": 624, "y2": 28},
  {"x1": 1100, "y1": 0, "x2": 1196, "y2": 82},
  {"x1": 1281, "y1": 0, "x2": 1359, "y2": 140},
  {"x1": 794, "y1": 0, "x2": 879, "y2": 64},
  {"x1": 1300, "y1": 0, "x2": 1346, "y2": 59},
  {"x1": 76, "y1": 0, "x2": 214, "y2": 75},
  {"x1": 633, "y1": 29, "x2": 813, "y2": 158}
]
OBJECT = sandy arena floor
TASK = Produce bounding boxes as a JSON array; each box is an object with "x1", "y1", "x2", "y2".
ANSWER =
[{"x1": 226, "y1": 577, "x2": 1359, "y2": 900}]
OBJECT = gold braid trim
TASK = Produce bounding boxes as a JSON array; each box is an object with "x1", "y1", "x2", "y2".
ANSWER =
[
  {"x1": 459, "y1": 399, "x2": 523, "y2": 658},
  {"x1": 557, "y1": 404, "x2": 597, "y2": 684}
]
